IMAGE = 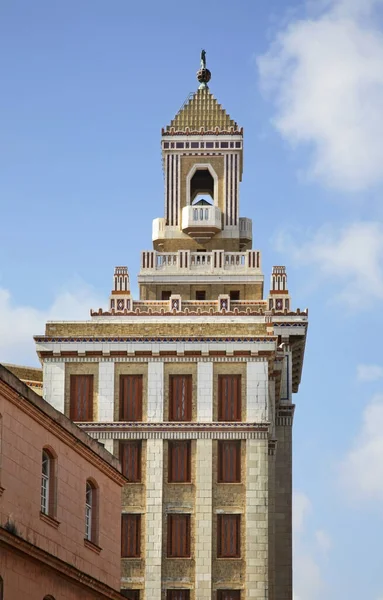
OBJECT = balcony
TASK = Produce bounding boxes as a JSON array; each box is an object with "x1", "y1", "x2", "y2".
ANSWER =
[{"x1": 181, "y1": 203, "x2": 222, "y2": 239}]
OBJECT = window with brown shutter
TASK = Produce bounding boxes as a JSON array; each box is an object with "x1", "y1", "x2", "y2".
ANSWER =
[
  {"x1": 168, "y1": 441, "x2": 191, "y2": 483},
  {"x1": 217, "y1": 591, "x2": 240, "y2": 600},
  {"x1": 70, "y1": 375, "x2": 93, "y2": 421},
  {"x1": 169, "y1": 376, "x2": 192, "y2": 421},
  {"x1": 120, "y1": 442, "x2": 142, "y2": 483},
  {"x1": 121, "y1": 514, "x2": 141, "y2": 558},
  {"x1": 119, "y1": 375, "x2": 143, "y2": 421},
  {"x1": 217, "y1": 514, "x2": 241, "y2": 558},
  {"x1": 121, "y1": 591, "x2": 140, "y2": 600},
  {"x1": 167, "y1": 514, "x2": 191, "y2": 557},
  {"x1": 166, "y1": 591, "x2": 190, "y2": 600},
  {"x1": 218, "y1": 441, "x2": 241, "y2": 483},
  {"x1": 218, "y1": 375, "x2": 241, "y2": 421}
]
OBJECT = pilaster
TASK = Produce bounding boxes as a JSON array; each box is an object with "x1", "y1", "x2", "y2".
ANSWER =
[
  {"x1": 246, "y1": 361, "x2": 269, "y2": 422},
  {"x1": 43, "y1": 362, "x2": 65, "y2": 413},
  {"x1": 197, "y1": 362, "x2": 213, "y2": 422},
  {"x1": 147, "y1": 362, "x2": 164, "y2": 422},
  {"x1": 145, "y1": 439, "x2": 163, "y2": 600},
  {"x1": 98, "y1": 362, "x2": 115, "y2": 421},
  {"x1": 195, "y1": 439, "x2": 213, "y2": 599}
]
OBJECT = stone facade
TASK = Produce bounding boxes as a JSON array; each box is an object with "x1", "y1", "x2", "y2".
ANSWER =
[{"x1": 34, "y1": 55, "x2": 308, "y2": 600}]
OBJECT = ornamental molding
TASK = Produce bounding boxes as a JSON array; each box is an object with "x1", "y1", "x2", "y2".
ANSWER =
[
  {"x1": 35, "y1": 336, "x2": 276, "y2": 343},
  {"x1": 0, "y1": 528, "x2": 125, "y2": 600},
  {"x1": 41, "y1": 356, "x2": 271, "y2": 364}
]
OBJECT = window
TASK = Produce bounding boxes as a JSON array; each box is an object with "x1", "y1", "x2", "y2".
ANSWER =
[
  {"x1": 70, "y1": 375, "x2": 93, "y2": 421},
  {"x1": 121, "y1": 591, "x2": 140, "y2": 600},
  {"x1": 168, "y1": 441, "x2": 191, "y2": 483},
  {"x1": 195, "y1": 290, "x2": 206, "y2": 300},
  {"x1": 120, "y1": 441, "x2": 141, "y2": 482},
  {"x1": 43, "y1": 596, "x2": 56, "y2": 600},
  {"x1": 217, "y1": 515, "x2": 241, "y2": 558},
  {"x1": 169, "y1": 376, "x2": 192, "y2": 421},
  {"x1": 218, "y1": 375, "x2": 241, "y2": 422},
  {"x1": 121, "y1": 514, "x2": 141, "y2": 558},
  {"x1": 162, "y1": 290, "x2": 172, "y2": 300},
  {"x1": 85, "y1": 480, "x2": 98, "y2": 544},
  {"x1": 217, "y1": 591, "x2": 240, "y2": 600},
  {"x1": 41, "y1": 449, "x2": 56, "y2": 516},
  {"x1": 167, "y1": 591, "x2": 190, "y2": 600},
  {"x1": 167, "y1": 514, "x2": 191, "y2": 557},
  {"x1": 218, "y1": 441, "x2": 241, "y2": 483},
  {"x1": 229, "y1": 290, "x2": 240, "y2": 301},
  {"x1": 0, "y1": 576, "x2": 3, "y2": 600},
  {"x1": 119, "y1": 375, "x2": 143, "y2": 421}
]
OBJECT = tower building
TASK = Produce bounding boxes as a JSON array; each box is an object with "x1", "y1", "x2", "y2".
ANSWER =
[{"x1": 35, "y1": 52, "x2": 308, "y2": 600}]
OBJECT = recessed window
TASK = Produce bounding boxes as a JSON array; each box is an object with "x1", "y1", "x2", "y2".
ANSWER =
[
  {"x1": 190, "y1": 142, "x2": 199, "y2": 149},
  {"x1": 121, "y1": 514, "x2": 141, "y2": 558},
  {"x1": 162, "y1": 290, "x2": 172, "y2": 300},
  {"x1": 206, "y1": 142, "x2": 214, "y2": 148},
  {"x1": 218, "y1": 376, "x2": 241, "y2": 422},
  {"x1": 169, "y1": 375, "x2": 192, "y2": 421},
  {"x1": 85, "y1": 480, "x2": 98, "y2": 544},
  {"x1": 217, "y1": 514, "x2": 241, "y2": 558},
  {"x1": 221, "y1": 142, "x2": 229, "y2": 148},
  {"x1": 121, "y1": 591, "x2": 140, "y2": 600},
  {"x1": 218, "y1": 441, "x2": 241, "y2": 483},
  {"x1": 176, "y1": 142, "x2": 184, "y2": 149},
  {"x1": 167, "y1": 591, "x2": 190, "y2": 600},
  {"x1": 41, "y1": 449, "x2": 56, "y2": 517},
  {"x1": 119, "y1": 376, "x2": 143, "y2": 421},
  {"x1": 167, "y1": 514, "x2": 191, "y2": 557},
  {"x1": 195, "y1": 290, "x2": 206, "y2": 300},
  {"x1": 70, "y1": 375, "x2": 94, "y2": 421},
  {"x1": 164, "y1": 142, "x2": 169, "y2": 149},
  {"x1": 230, "y1": 291, "x2": 240, "y2": 301},
  {"x1": 0, "y1": 576, "x2": 3, "y2": 600},
  {"x1": 217, "y1": 591, "x2": 240, "y2": 600},
  {"x1": 168, "y1": 441, "x2": 191, "y2": 483},
  {"x1": 120, "y1": 441, "x2": 142, "y2": 482},
  {"x1": 235, "y1": 142, "x2": 241, "y2": 149}
]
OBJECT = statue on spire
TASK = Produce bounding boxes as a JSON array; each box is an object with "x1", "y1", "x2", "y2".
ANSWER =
[{"x1": 200, "y1": 49, "x2": 206, "y2": 69}]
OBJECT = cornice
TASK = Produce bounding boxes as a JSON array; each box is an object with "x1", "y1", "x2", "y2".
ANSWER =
[
  {"x1": 0, "y1": 527, "x2": 125, "y2": 599},
  {"x1": 0, "y1": 381, "x2": 126, "y2": 487}
]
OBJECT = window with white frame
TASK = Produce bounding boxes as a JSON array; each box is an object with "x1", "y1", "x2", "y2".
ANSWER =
[
  {"x1": 85, "y1": 481, "x2": 93, "y2": 540},
  {"x1": 41, "y1": 450, "x2": 50, "y2": 514}
]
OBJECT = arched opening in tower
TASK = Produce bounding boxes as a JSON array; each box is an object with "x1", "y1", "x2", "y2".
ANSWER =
[{"x1": 190, "y1": 169, "x2": 214, "y2": 204}]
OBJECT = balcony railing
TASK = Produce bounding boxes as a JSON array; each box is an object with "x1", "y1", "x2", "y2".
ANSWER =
[{"x1": 140, "y1": 249, "x2": 261, "y2": 274}]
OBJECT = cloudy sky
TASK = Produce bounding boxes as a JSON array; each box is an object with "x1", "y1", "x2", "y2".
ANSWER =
[{"x1": 1, "y1": 0, "x2": 383, "y2": 597}]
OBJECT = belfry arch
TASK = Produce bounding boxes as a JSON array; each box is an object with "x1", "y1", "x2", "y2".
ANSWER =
[{"x1": 186, "y1": 164, "x2": 219, "y2": 207}]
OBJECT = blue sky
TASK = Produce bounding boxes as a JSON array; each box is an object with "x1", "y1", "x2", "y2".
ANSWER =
[{"x1": 2, "y1": 1, "x2": 383, "y2": 597}]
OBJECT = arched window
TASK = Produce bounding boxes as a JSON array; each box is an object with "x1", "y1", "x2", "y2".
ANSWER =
[
  {"x1": 43, "y1": 596, "x2": 55, "y2": 600},
  {"x1": 41, "y1": 449, "x2": 57, "y2": 517},
  {"x1": 85, "y1": 480, "x2": 98, "y2": 544}
]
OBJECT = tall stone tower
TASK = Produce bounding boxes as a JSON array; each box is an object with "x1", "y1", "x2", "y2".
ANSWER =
[{"x1": 35, "y1": 52, "x2": 308, "y2": 600}]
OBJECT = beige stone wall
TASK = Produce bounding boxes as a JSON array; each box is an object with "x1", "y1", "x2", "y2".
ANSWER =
[
  {"x1": 212, "y1": 362, "x2": 247, "y2": 422},
  {"x1": 246, "y1": 439, "x2": 269, "y2": 600},
  {"x1": 154, "y1": 237, "x2": 241, "y2": 253},
  {"x1": 274, "y1": 424, "x2": 293, "y2": 600},
  {"x1": 268, "y1": 450, "x2": 276, "y2": 600},
  {"x1": 141, "y1": 282, "x2": 263, "y2": 302},
  {"x1": 64, "y1": 362, "x2": 99, "y2": 420},
  {"x1": 163, "y1": 363, "x2": 197, "y2": 422},
  {"x1": 113, "y1": 362, "x2": 148, "y2": 421},
  {"x1": 195, "y1": 439, "x2": 213, "y2": 600},
  {"x1": 145, "y1": 439, "x2": 163, "y2": 600}
]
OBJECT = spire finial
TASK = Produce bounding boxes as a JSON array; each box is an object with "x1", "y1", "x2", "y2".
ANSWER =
[{"x1": 197, "y1": 49, "x2": 211, "y2": 89}]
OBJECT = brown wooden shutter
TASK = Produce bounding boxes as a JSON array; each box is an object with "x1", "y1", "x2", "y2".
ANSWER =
[
  {"x1": 120, "y1": 442, "x2": 141, "y2": 482},
  {"x1": 119, "y1": 375, "x2": 143, "y2": 421},
  {"x1": 217, "y1": 515, "x2": 240, "y2": 558},
  {"x1": 218, "y1": 375, "x2": 241, "y2": 421},
  {"x1": 217, "y1": 592, "x2": 240, "y2": 600},
  {"x1": 168, "y1": 441, "x2": 191, "y2": 483},
  {"x1": 167, "y1": 591, "x2": 190, "y2": 600},
  {"x1": 121, "y1": 514, "x2": 141, "y2": 558},
  {"x1": 70, "y1": 375, "x2": 93, "y2": 421},
  {"x1": 167, "y1": 514, "x2": 190, "y2": 557},
  {"x1": 169, "y1": 375, "x2": 192, "y2": 421},
  {"x1": 218, "y1": 441, "x2": 241, "y2": 483}
]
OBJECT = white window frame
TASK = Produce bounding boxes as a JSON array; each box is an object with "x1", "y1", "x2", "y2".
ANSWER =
[
  {"x1": 41, "y1": 451, "x2": 50, "y2": 514},
  {"x1": 85, "y1": 482, "x2": 93, "y2": 541}
]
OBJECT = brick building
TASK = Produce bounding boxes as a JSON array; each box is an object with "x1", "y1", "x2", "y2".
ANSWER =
[
  {"x1": 34, "y1": 53, "x2": 308, "y2": 600},
  {"x1": 0, "y1": 364, "x2": 126, "y2": 600}
]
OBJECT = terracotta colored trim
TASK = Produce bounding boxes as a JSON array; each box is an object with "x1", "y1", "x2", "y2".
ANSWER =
[
  {"x1": 39, "y1": 512, "x2": 60, "y2": 529},
  {"x1": 84, "y1": 538, "x2": 102, "y2": 554}
]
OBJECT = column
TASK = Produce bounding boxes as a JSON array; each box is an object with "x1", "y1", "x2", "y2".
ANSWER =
[
  {"x1": 195, "y1": 439, "x2": 213, "y2": 599},
  {"x1": 247, "y1": 361, "x2": 269, "y2": 422},
  {"x1": 246, "y1": 438, "x2": 269, "y2": 600},
  {"x1": 98, "y1": 362, "x2": 115, "y2": 421},
  {"x1": 43, "y1": 362, "x2": 65, "y2": 413},
  {"x1": 145, "y1": 439, "x2": 163, "y2": 600},
  {"x1": 197, "y1": 362, "x2": 213, "y2": 422},
  {"x1": 147, "y1": 362, "x2": 164, "y2": 421}
]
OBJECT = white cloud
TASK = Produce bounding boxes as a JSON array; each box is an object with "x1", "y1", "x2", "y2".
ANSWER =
[
  {"x1": 357, "y1": 364, "x2": 383, "y2": 381},
  {"x1": 340, "y1": 394, "x2": 383, "y2": 502},
  {"x1": 275, "y1": 221, "x2": 383, "y2": 308},
  {"x1": 293, "y1": 491, "x2": 329, "y2": 599},
  {"x1": 258, "y1": 0, "x2": 383, "y2": 191},
  {"x1": 0, "y1": 281, "x2": 105, "y2": 366}
]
